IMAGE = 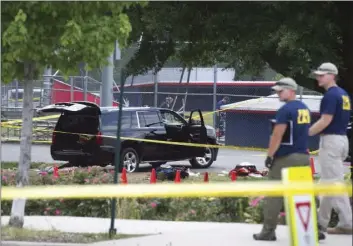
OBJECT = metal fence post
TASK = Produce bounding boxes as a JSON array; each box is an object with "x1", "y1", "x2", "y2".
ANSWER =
[
  {"x1": 299, "y1": 86, "x2": 303, "y2": 101},
  {"x1": 15, "y1": 80, "x2": 19, "y2": 108},
  {"x1": 213, "y1": 64, "x2": 218, "y2": 129},
  {"x1": 99, "y1": 84, "x2": 103, "y2": 106},
  {"x1": 83, "y1": 76, "x2": 88, "y2": 101},
  {"x1": 70, "y1": 77, "x2": 74, "y2": 102},
  {"x1": 154, "y1": 71, "x2": 158, "y2": 107},
  {"x1": 43, "y1": 66, "x2": 52, "y2": 106}
]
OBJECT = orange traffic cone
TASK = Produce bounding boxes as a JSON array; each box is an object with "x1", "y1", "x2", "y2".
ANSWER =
[
  {"x1": 310, "y1": 157, "x2": 316, "y2": 177},
  {"x1": 150, "y1": 168, "x2": 157, "y2": 184},
  {"x1": 204, "y1": 172, "x2": 209, "y2": 183},
  {"x1": 175, "y1": 170, "x2": 181, "y2": 183},
  {"x1": 121, "y1": 168, "x2": 128, "y2": 184},
  {"x1": 53, "y1": 165, "x2": 59, "y2": 178},
  {"x1": 231, "y1": 171, "x2": 237, "y2": 182}
]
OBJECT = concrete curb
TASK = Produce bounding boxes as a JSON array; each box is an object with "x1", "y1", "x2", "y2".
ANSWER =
[{"x1": 2, "y1": 241, "x2": 87, "y2": 246}]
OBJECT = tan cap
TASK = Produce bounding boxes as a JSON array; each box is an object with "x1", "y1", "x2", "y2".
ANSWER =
[
  {"x1": 271, "y1": 77, "x2": 298, "y2": 91},
  {"x1": 313, "y1": 62, "x2": 338, "y2": 75}
]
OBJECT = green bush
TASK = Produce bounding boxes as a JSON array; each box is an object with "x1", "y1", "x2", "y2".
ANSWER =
[{"x1": 1, "y1": 167, "x2": 350, "y2": 226}]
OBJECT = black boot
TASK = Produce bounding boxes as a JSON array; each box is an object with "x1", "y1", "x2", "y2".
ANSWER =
[
  {"x1": 318, "y1": 224, "x2": 326, "y2": 241},
  {"x1": 253, "y1": 230, "x2": 277, "y2": 241}
]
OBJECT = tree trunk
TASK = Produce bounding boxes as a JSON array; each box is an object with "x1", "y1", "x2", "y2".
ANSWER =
[{"x1": 8, "y1": 78, "x2": 34, "y2": 228}]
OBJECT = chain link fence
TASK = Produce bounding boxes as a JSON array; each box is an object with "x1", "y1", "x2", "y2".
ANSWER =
[
  {"x1": 1, "y1": 67, "x2": 323, "y2": 146},
  {"x1": 1, "y1": 75, "x2": 102, "y2": 116}
]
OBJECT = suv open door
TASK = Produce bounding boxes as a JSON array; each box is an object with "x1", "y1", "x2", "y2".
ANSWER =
[{"x1": 184, "y1": 109, "x2": 208, "y2": 157}]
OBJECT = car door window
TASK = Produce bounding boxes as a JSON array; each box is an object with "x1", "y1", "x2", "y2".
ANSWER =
[
  {"x1": 101, "y1": 111, "x2": 132, "y2": 131},
  {"x1": 161, "y1": 111, "x2": 186, "y2": 125},
  {"x1": 131, "y1": 112, "x2": 139, "y2": 128},
  {"x1": 138, "y1": 111, "x2": 163, "y2": 127}
]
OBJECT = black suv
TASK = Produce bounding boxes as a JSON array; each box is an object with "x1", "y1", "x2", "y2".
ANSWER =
[{"x1": 38, "y1": 102, "x2": 219, "y2": 172}]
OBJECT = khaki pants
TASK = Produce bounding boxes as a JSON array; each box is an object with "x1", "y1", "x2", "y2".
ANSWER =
[
  {"x1": 317, "y1": 134, "x2": 352, "y2": 229},
  {"x1": 262, "y1": 153, "x2": 310, "y2": 231}
]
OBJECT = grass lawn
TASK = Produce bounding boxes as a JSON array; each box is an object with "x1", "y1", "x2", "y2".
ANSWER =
[
  {"x1": 1, "y1": 127, "x2": 20, "y2": 139},
  {"x1": 1, "y1": 162, "x2": 51, "y2": 170},
  {"x1": 1, "y1": 226, "x2": 143, "y2": 244}
]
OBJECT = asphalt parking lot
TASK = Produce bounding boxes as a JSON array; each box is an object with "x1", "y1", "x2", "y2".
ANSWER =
[{"x1": 2, "y1": 142, "x2": 350, "y2": 175}]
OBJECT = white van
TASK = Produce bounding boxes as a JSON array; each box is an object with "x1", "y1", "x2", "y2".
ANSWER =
[{"x1": 2, "y1": 88, "x2": 44, "y2": 108}]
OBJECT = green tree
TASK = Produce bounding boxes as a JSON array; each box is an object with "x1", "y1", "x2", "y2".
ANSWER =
[
  {"x1": 125, "y1": 2, "x2": 353, "y2": 94},
  {"x1": 1, "y1": 1, "x2": 137, "y2": 228}
]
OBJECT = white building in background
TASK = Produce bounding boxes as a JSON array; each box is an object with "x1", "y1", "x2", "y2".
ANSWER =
[{"x1": 124, "y1": 67, "x2": 277, "y2": 85}]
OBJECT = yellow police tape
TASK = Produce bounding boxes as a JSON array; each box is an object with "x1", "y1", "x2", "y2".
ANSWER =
[
  {"x1": 1, "y1": 182, "x2": 352, "y2": 200},
  {"x1": 1, "y1": 114, "x2": 59, "y2": 125},
  {"x1": 201, "y1": 97, "x2": 266, "y2": 118},
  {"x1": 1, "y1": 126, "x2": 320, "y2": 154},
  {"x1": 0, "y1": 96, "x2": 321, "y2": 155},
  {"x1": 8, "y1": 97, "x2": 40, "y2": 102},
  {"x1": 0, "y1": 96, "x2": 265, "y2": 126}
]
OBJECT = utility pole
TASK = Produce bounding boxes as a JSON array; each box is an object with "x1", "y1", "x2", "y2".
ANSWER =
[
  {"x1": 213, "y1": 64, "x2": 218, "y2": 129},
  {"x1": 109, "y1": 41, "x2": 123, "y2": 239},
  {"x1": 153, "y1": 71, "x2": 158, "y2": 107},
  {"x1": 101, "y1": 52, "x2": 115, "y2": 107}
]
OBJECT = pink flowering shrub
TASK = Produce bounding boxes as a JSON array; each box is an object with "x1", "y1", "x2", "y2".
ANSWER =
[
  {"x1": 1, "y1": 167, "x2": 347, "y2": 226},
  {"x1": 1, "y1": 167, "x2": 112, "y2": 217},
  {"x1": 1, "y1": 167, "x2": 264, "y2": 222}
]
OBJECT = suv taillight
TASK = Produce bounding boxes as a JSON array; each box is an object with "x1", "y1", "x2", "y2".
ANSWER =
[
  {"x1": 96, "y1": 131, "x2": 103, "y2": 145},
  {"x1": 52, "y1": 132, "x2": 56, "y2": 144}
]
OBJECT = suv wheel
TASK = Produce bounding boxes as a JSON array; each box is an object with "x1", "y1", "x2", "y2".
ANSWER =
[
  {"x1": 121, "y1": 147, "x2": 140, "y2": 173},
  {"x1": 189, "y1": 147, "x2": 214, "y2": 168}
]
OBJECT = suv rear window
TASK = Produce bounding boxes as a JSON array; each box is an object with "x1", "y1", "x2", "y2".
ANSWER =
[{"x1": 56, "y1": 113, "x2": 99, "y2": 134}]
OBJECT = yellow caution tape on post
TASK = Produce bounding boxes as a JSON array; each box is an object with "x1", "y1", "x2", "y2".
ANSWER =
[{"x1": 1, "y1": 182, "x2": 351, "y2": 200}]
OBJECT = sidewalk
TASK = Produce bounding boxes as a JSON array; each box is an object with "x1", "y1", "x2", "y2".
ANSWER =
[{"x1": 2, "y1": 216, "x2": 352, "y2": 246}]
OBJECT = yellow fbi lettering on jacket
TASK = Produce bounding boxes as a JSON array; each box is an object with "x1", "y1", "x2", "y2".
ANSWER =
[
  {"x1": 342, "y1": 95, "x2": 351, "y2": 110},
  {"x1": 297, "y1": 109, "x2": 311, "y2": 124}
]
